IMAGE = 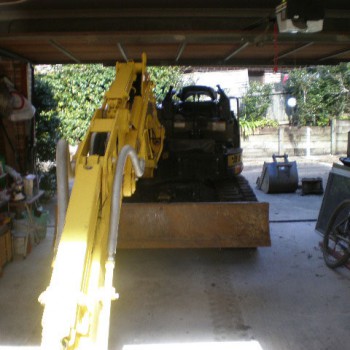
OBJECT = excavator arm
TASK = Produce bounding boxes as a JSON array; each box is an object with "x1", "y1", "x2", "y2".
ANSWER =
[
  {"x1": 39, "y1": 54, "x2": 165, "y2": 349},
  {"x1": 39, "y1": 53, "x2": 271, "y2": 350}
]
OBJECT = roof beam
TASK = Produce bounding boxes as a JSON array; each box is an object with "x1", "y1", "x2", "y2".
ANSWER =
[
  {"x1": 2, "y1": 28, "x2": 350, "y2": 48},
  {"x1": 3, "y1": 18, "x2": 263, "y2": 34},
  {"x1": 278, "y1": 42, "x2": 314, "y2": 60},
  {"x1": 175, "y1": 42, "x2": 186, "y2": 62},
  {"x1": 0, "y1": 8, "x2": 275, "y2": 21},
  {"x1": 0, "y1": 47, "x2": 31, "y2": 62},
  {"x1": 48, "y1": 39, "x2": 80, "y2": 63},
  {"x1": 117, "y1": 43, "x2": 128, "y2": 62},
  {"x1": 1, "y1": 7, "x2": 350, "y2": 21},
  {"x1": 224, "y1": 42, "x2": 250, "y2": 62},
  {"x1": 319, "y1": 48, "x2": 350, "y2": 62}
]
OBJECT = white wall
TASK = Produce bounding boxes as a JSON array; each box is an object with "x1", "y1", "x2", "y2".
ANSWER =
[
  {"x1": 188, "y1": 69, "x2": 287, "y2": 122},
  {"x1": 190, "y1": 70, "x2": 249, "y2": 98}
]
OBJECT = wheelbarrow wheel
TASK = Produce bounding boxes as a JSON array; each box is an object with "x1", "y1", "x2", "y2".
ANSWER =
[{"x1": 323, "y1": 200, "x2": 350, "y2": 268}]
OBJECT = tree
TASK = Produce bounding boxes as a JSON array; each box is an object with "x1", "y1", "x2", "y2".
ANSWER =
[
  {"x1": 240, "y1": 82, "x2": 273, "y2": 121},
  {"x1": 284, "y1": 65, "x2": 350, "y2": 126},
  {"x1": 239, "y1": 82, "x2": 277, "y2": 137},
  {"x1": 33, "y1": 77, "x2": 60, "y2": 163},
  {"x1": 148, "y1": 66, "x2": 194, "y2": 103},
  {"x1": 34, "y1": 64, "x2": 115, "y2": 146},
  {"x1": 34, "y1": 64, "x2": 192, "y2": 163}
]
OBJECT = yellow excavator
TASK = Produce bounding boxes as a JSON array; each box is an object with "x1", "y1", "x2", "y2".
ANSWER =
[{"x1": 39, "y1": 54, "x2": 270, "y2": 349}]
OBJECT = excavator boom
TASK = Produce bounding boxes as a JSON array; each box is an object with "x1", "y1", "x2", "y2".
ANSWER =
[{"x1": 40, "y1": 54, "x2": 165, "y2": 349}]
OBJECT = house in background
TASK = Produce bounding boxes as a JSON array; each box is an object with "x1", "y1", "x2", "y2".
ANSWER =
[{"x1": 189, "y1": 68, "x2": 290, "y2": 124}]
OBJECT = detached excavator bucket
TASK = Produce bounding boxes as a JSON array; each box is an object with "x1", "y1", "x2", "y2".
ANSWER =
[
  {"x1": 118, "y1": 202, "x2": 270, "y2": 248},
  {"x1": 256, "y1": 154, "x2": 298, "y2": 194}
]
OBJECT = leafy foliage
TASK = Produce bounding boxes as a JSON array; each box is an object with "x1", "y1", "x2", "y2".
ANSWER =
[
  {"x1": 37, "y1": 163, "x2": 57, "y2": 199},
  {"x1": 33, "y1": 64, "x2": 192, "y2": 164},
  {"x1": 148, "y1": 66, "x2": 195, "y2": 103},
  {"x1": 34, "y1": 64, "x2": 115, "y2": 146},
  {"x1": 240, "y1": 82, "x2": 273, "y2": 122},
  {"x1": 284, "y1": 64, "x2": 350, "y2": 126},
  {"x1": 33, "y1": 77, "x2": 61, "y2": 163},
  {"x1": 239, "y1": 82, "x2": 275, "y2": 137},
  {"x1": 240, "y1": 118, "x2": 278, "y2": 139}
]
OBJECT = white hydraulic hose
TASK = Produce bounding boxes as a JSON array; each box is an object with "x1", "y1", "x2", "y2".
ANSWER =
[
  {"x1": 55, "y1": 139, "x2": 71, "y2": 250},
  {"x1": 99, "y1": 145, "x2": 144, "y2": 350},
  {"x1": 107, "y1": 145, "x2": 145, "y2": 260}
]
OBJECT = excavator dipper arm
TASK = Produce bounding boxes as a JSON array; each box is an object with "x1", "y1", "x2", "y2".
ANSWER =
[{"x1": 39, "y1": 54, "x2": 164, "y2": 350}]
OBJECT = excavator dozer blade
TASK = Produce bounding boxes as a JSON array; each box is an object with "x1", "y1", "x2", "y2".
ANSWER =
[{"x1": 118, "y1": 202, "x2": 270, "y2": 248}]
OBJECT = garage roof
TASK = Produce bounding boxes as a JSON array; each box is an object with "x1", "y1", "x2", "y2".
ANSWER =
[{"x1": 0, "y1": 0, "x2": 349, "y2": 67}]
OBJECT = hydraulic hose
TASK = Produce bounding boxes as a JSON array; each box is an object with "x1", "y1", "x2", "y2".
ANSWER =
[
  {"x1": 55, "y1": 139, "x2": 73, "y2": 251},
  {"x1": 107, "y1": 145, "x2": 145, "y2": 261}
]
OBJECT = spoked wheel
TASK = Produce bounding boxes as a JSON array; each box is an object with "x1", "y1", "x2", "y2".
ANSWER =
[{"x1": 323, "y1": 200, "x2": 350, "y2": 268}]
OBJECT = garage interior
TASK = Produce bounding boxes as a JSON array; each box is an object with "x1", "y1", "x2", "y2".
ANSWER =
[
  {"x1": 1, "y1": 158, "x2": 348, "y2": 350},
  {"x1": 0, "y1": 1, "x2": 350, "y2": 349}
]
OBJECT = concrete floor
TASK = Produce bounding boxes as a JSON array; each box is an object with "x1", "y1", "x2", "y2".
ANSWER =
[{"x1": 0, "y1": 156, "x2": 349, "y2": 350}]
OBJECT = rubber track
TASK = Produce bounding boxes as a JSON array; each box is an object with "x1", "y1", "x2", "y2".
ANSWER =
[
  {"x1": 216, "y1": 175, "x2": 258, "y2": 202},
  {"x1": 126, "y1": 175, "x2": 257, "y2": 203}
]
